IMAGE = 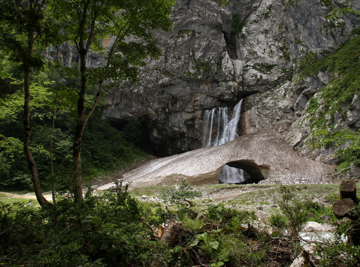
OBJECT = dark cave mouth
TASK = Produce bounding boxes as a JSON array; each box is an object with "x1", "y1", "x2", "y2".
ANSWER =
[{"x1": 219, "y1": 160, "x2": 269, "y2": 184}]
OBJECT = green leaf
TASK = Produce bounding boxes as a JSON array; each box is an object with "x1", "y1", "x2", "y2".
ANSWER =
[
  {"x1": 209, "y1": 240, "x2": 219, "y2": 250},
  {"x1": 196, "y1": 232, "x2": 208, "y2": 240},
  {"x1": 190, "y1": 239, "x2": 199, "y2": 247}
]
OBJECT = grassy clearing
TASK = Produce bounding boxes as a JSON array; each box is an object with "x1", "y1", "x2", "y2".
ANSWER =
[
  {"x1": 0, "y1": 193, "x2": 35, "y2": 204},
  {"x1": 129, "y1": 183, "x2": 342, "y2": 224}
]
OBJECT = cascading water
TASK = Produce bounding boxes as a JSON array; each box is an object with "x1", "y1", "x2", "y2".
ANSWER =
[{"x1": 202, "y1": 99, "x2": 244, "y2": 184}]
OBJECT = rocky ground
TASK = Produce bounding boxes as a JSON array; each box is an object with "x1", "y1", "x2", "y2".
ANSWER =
[{"x1": 130, "y1": 183, "x2": 339, "y2": 219}]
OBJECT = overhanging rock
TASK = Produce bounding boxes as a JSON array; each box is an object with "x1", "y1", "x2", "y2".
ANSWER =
[{"x1": 98, "y1": 130, "x2": 335, "y2": 190}]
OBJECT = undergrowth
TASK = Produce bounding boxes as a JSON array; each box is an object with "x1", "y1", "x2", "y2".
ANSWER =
[{"x1": 1, "y1": 183, "x2": 360, "y2": 266}]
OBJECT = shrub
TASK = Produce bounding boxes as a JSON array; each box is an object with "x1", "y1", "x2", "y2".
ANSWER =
[
  {"x1": 268, "y1": 213, "x2": 288, "y2": 228},
  {"x1": 0, "y1": 182, "x2": 172, "y2": 266},
  {"x1": 161, "y1": 180, "x2": 202, "y2": 203}
]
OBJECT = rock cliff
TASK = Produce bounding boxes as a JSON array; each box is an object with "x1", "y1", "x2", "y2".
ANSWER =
[{"x1": 104, "y1": 0, "x2": 360, "y2": 175}]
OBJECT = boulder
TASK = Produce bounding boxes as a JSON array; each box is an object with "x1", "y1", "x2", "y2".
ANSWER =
[
  {"x1": 302, "y1": 222, "x2": 321, "y2": 233},
  {"x1": 333, "y1": 198, "x2": 355, "y2": 217}
]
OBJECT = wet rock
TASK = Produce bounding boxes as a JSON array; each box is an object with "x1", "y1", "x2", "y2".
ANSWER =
[{"x1": 141, "y1": 195, "x2": 148, "y2": 200}]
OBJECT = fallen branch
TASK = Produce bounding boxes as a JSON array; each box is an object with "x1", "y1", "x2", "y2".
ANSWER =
[
  {"x1": 302, "y1": 249, "x2": 317, "y2": 267},
  {"x1": 189, "y1": 247, "x2": 208, "y2": 267}
]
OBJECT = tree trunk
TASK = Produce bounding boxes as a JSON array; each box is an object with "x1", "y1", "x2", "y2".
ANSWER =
[
  {"x1": 73, "y1": 51, "x2": 87, "y2": 203},
  {"x1": 23, "y1": 70, "x2": 49, "y2": 207},
  {"x1": 50, "y1": 109, "x2": 56, "y2": 205},
  {"x1": 72, "y1": 47, "x2": 105, "y2": 203}
]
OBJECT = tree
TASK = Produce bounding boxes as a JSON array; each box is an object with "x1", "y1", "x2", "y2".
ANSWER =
[
  {"x1": 52, "y1": 0, "x2": 174, "y2": 202},
  {"x1": 0, "y1": 0, "x2": 59, "y2": 206}
]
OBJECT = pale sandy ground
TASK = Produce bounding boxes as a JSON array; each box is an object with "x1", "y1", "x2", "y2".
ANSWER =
[{"x1": 0, "y1": 192, "x2": 53, "y2": 201}]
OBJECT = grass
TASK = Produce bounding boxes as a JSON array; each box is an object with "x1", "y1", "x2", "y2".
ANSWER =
[
  {"x1": 128, "y1": 183, "x2": 342, "y2": 224},
  {"x1": 0, "y1": 193, "x2": 35, "y2": 204}
]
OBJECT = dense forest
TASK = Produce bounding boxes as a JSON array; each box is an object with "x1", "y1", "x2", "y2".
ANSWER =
[
  {"x1": 0, "y1": 51, "x2": 147, "y2": 190},
  {"x1": 0, "y1": 0, "x2": 174, "y2": 203}
]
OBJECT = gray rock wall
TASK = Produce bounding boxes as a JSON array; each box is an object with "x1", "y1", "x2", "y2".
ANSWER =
[{"x1": 103, "y1": 0, "x2": 360, "y2": 160}]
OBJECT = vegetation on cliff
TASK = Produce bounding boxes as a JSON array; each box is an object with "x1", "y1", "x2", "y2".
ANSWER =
[{"x1": 299, "y1": 28, "x2": 360, "y2": 171}]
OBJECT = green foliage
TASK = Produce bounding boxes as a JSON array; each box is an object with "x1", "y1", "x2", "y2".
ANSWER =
[
  {"x1": 312, "y1": 129, "x2": 360, "y2": 171},
  {"x1": 52, "y1": 0, "x2": 174, "y2": 87},
  {"x1": 252, "y1": 63, "x2": 277, "y2": 74},
  {"x1": 268, "y1": 213, "x2": 288, "y2": 228},
  {"x1": 213, "y1": 0, "x2": 228, "y2": 6},
  {"x1": 0, "y1": 0, "x2": 60, "y2": 72},
  {"x1": 278, "y1": 185, "x2": 308, "y2": 234},
  {"x1": 283, "y1": 0, "x2": 301, "y2": 11},
  {"x1": 231, "y1": 13, "x2": 245, "y2": 36},
  {"x1": 122, "y1": 119, "x2": 144, "y2": 145},
  {"x1": 0, "y1": 184, "x2": 299, "y2": 266},
  {"x1": 212, "y1": 23, "x2": 224, "y2": 31},
  {"x1": 320, "y1": 0, "x2": 333, "y2": 8},
  {"x1": 0, "y1": 183, "x2": 172, "y2": 266},
  {"x1": 277, "y1": 185, "x2": 335, "y2": 232},
  {"x1": 316, "y1": 242, "x2": 360, "y2": 266},
  {"x1": 0, "y1": 67, "x2": 55, "y2": 123},
  {"x1": 140, "y1": 202, "x2": 166, "y2": 227},
  {"x1": 315, "y1": 203, "x2": 360, "y2": 266},
  {"x1": 195, "y1": 61, "x2": 212, "y2": 76},
  {"x1": 0, "y1": 135, "x2": 23, "y2": 176},
  {"x1": 161, "y1": 180, "x2": 202, "y2": 203},
  {"x1": 190, "y1": 230, "x2": 231, "y2": 266},
  {"x1": 0, "y1": 99, "x2": 146, "y2": 190}
]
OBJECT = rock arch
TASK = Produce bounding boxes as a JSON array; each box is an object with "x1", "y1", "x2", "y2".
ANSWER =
[
  {"x1": 98, "y1": 130, "x2": 335, "y2": 190},
  {"x1": 225, "y1": 160, "x2": 270, "y2": 184}
]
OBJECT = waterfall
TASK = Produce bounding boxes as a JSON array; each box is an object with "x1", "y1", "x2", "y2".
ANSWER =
[{"x1": 202, "y1": 99, "x2": 244, "y2": 184}]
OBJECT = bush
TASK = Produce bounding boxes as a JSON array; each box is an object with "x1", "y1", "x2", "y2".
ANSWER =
[
  {"x1": 161, "y1": 180, "x2": 202, "y2": 203},
  {"x1": 268, "y1": 213, "x2": 288, "y2": 228},
  {"x1": 0, "y1": 182, "x2": 171, "y2": 266}
]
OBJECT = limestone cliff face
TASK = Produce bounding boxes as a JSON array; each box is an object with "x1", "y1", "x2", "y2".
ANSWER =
[{"x1": 104, "y1": 0, "x2": 360, "y2": 161}]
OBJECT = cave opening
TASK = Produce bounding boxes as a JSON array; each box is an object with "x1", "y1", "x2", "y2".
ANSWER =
[{"x1": 219, "y1": 160, "x2": 269, "y2": 184}]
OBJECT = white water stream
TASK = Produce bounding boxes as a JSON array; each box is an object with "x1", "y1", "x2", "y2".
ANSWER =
[{"x1": 202, "y1": 99, "x2": 244, "y2": 184}]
